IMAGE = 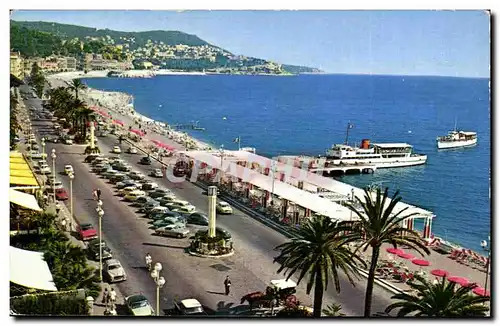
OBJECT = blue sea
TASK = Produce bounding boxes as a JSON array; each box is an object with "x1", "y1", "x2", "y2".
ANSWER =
[{"x1": 84, "y1": 74, "x2": 491, "y2": 252}]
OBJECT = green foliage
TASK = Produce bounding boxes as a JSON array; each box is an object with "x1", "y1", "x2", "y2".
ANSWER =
[
  {"x1": 276, "y1": 305, "x2": 313, "y2": 317},
  {"x1": 282, "y1": 64, "x2": 323, "y2": 74},
  {"x1": 322, "y1": 303, "x2": 346, "y2": 316},
  {"x1": 11, "y1": 291, "x2": 89, "y2": 316},
  {"x1": 273, "y1": 216, "x2": 365, "y2": 317},
  {"x1": 385, "y1": 275, "x2": 490, "y2": 317},
  {"x1": 10, "y1": 24, "x2": 64, "y2": 57},
  {"x1": 10, "y1": 91, "x2": 20, "y2": 147},
  {"x1": 345, "y1": 187, "x2": 431, "y2": 317}
]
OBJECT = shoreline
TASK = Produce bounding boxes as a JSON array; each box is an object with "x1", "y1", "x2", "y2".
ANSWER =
[{"x1": 46, "y1": 71, "x2": 478, "y2": 255}]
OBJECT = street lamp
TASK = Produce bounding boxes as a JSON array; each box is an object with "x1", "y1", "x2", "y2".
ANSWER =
[
  {"x1": 151, "y1": 262, "x2": 165, "y2": 316},
  {"x1": 480, "y1": 237, "x2": 490, "y2": 298},
  {"x1": 51, "y1": 149, "x2": 57, "y2": 202},
  {"x1": 97, "y1": 204, "x2": 104, "y2": 282},
  {"x1": 41, "y1": 138, "x2": 46, "y2": 155},
  {"x1": 68, "y1": 173, "x2": 74, "y2": 219}
]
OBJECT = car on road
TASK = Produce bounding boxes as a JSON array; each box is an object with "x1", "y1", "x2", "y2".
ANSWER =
[
  {"x1": 216, "y1": 201, "x2": 233, "y2": 215},
  {"x1": 148, "y1": 188, "x2": 173, "y2": 199},
  {"x1": 116, "y1": 180, "x2": 141, "y2": 189},
  {"x1": 64, "y1": 164, "x2": 74, "y2": 175},
  {"x1": 128, "y1": 171, "x2": 146, "y2": 180},
  {"x1": 124, "y1": 190, "x2": 147, "y2": 202},
  {"x1": 150, "y1": 168, "x2": 163, "y2": 178},
  {"x1": 141, "y1": 181, "x2": 158, "y2": 191},
  {"x1": 126, "y1": 294, "x2": 154, "y2": 316},
  {"x1": 174, "y1": 299, "x2": 207, "y2": 315},
  {"x1": 186, "y1": 212, "x2": 209, "y2": 226},
  {"x1": 112, "y1": 146, "x2": 122, "y2": 154},
  {"x1": 87, "y1": 239, "x2": 113, "y2": 261},
  {"x1": 154, "y1": 224, "x2": 190, "y2": 238},
  {"x1": 126, "y1": 147, "x2": 138, "y2": 154},
  {"x1": 139, "y1": 156, "x2": 152, "y2": 165},
  {"x1": 77, "y1": 223, "x2": 98, "y2": 241},
  {"x1": 119, "y1": 186, "x2": 139, "y2": 196},
  {"x1": 103, "y1": 259, "x2": 127, "y2": 283},
  {"x1": 54, "y1": 188, "x2": 69, "y2": 201},
  {"x1": 165, "y1": 200, "x2": 196, "y2": 213}
]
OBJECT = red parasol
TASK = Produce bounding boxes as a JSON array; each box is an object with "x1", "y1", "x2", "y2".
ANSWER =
[
  {"x1": 431, "y1": 269, "x2": 448, "y2": 277},
  {"x1": 112, "y1": 119, "x2": 124, "y2": 127},
  {"x1": 386, "y1": 248, "x2": 404, "y2": 255},
  {"x1": 398, "y1": 253, "x2": 415, "y2": 260},
  {"x1": 447, "y1": 276, "x2": 470, "y2": 287},
  {"x1": 130, "y1": 129, "x2": 145, "y2": 137},
  {"x1": 472, "y1": 287, "x2": 490, "y2": 297},
  {"x1": 412, "y1": 259, "x2": 431, "y2": 267}
]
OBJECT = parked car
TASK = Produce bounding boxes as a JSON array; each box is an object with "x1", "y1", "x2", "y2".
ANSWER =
[
  {"x1": 154, "y1": 224, "x2": 190, "y2": 238},
  {"x1": 148, "y1": 188, "x2": 173, "y2": 199},
  {"x1": 103, "y1": 170, "x2": 121, "y2": 179},
  {"x1": 196, "y1": 227, "x2": 232, "y2": 240},
  {"x1": 84, "y1": 154, "x2": 101, "y2": 163},
  {"x1": 134, "y1": 196, "x2": 154, "y2": 207},
  {"x1": 148, "y1": 206, "x2": 170, "y2": 216},
  {"x1": 152, "y1": 217, "x2": 186, "y2": 229},
  {"x1": 93, "y1": 164, "x2": 112, "y2": 173},
  {"x1": 87, "y1": 239, "x2": 113, "y2": 261},
  {"x1": 55, "y1": 188, "x2": 69, "y2": 201},
  {"x1": 112, "y1": 146, "x2": 122, "y2": 154},
  {"x1": 150, "y1": 168, "x2": 163, "y2": 178},
  {"x1": 174, "y1": 299, "x2": 207, "y2": 315},
  {"x1": 216, "y1": 201, "x2": 233, "y2": 214},
  {"x1": 91, "y1": 157, "x2": 109, "y2": 166},
  {"x1": 63, "y1": 164, "x2": 74, "y2": 175},
  {"x1": 186, "y1": 212, "x2": 209, "y2": 226},
  {"x1": 109, "y1": 173, "x2": 127, "y2": 183},
  {"x1": 63, "y1": 138, "x2": 73, "y2": 145},
  {"x1": 116, "y1": 180, "x2": 141, "y2": 189},
  {"x1": 119, "y1": 186, "x2": 139, "y2": 196},
  {"x1": 124, "y1": 190, "x2": 147, "y2": 202},
  {"x1": 126, "y1": 294, "x2": 154, "y2": 316},
  {"x1": 113, "y1": 163, "x2": 131, "y2": 172},
  {"x1": 149, "y1": 211, "x2": 182, "y2": 221},
  {"x1": 128, "y1": 171, "x2": 146, "y2": 180},
  {"x1": 165, "y1": 200, "x2": 196, "y2": 213},
  {"x1": 38, "y1": 163, "x2": 51, "y2": 175},
  {"x1": 126, "y1": 147, "x2": 138, "y2": 154},
  {"x1": 157, "y1": 194, "x2": 178, "y2": 206},
  {"x1": 141, "y1": 181, "x2": 158, "y2": 191},
  {"x1": 103, "y1": 259, "x2": 127, "y2": 283},
  {"x1": 142, "y1": 201, "x2": 163, "y2": 215},
  {"x1": 46, "y1": 179, "x2": 64, "y2": 190},
  {"x1": 139, "y1": 156, "x2": 152, "y2": 165},
  {"x1": 77, "y1": 223, "x2": 98, "y2": 241}
]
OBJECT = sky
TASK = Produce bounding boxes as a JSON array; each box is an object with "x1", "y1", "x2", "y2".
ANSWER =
[{"x1": 10, "y1": 10, "x2": 490, "y2": 77}]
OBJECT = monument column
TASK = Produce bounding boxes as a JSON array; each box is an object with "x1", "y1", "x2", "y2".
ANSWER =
[{"x1": 207, "y1": 186, "x2": 217, "y2": 238}]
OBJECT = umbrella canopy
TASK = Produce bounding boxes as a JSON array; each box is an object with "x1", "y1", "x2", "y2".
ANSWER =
[
  {"x1": 430, "y1": 269, "x2": 449, "y2": 277},
  {"x1": 398, "y1": 253, "x2": 415, "y2": 260},
  {"x1": 112, "y1": 119, "x2": 124, "y2": 127},
  {"x1": 447, "y1": 276, "x2": 470, "y2": 287},
  {"x1": 130, "y1": 129, "x2": 145, "y2": 137},
  {"x1": 412, "y1": 259, "x2": 431, "y2": 267},
  {"x1": 472, "y1": 287, "x2": 490, "y2": 297},
  {"x1": 386, "y1": 248, "x2": 404, "y2": 255}
]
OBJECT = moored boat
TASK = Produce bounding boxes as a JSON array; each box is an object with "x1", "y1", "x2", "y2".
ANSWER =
[{"x1": 437, "y1": 130, "x2": 477, "y2": 149}]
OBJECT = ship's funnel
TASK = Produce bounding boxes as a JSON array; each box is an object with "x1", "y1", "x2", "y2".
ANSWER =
[{"x1": 361, "y1": 139, "x2": 370, "y2": 149}]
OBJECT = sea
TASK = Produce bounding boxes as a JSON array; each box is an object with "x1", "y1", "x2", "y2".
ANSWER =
[{"x1": 83, "y1": 74, "x2": 491, "y2": 252}]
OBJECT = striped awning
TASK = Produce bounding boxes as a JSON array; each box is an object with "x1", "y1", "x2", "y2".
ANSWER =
[
  {"x1": 9, "y1": 189, "x2": 41, "y2": 211},
  {"x1": 10, "y1": 151, "x2": 39, "y2": 187}
]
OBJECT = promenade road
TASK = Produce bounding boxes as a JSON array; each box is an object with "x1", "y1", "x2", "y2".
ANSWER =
[{"x1": 26, "y1": 96, "x2": 395, "y2": 316}]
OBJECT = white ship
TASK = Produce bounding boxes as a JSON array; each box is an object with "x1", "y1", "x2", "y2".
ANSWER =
[
  {"x1": 326, "y1": 140, "x2": 427, "y2": 168},
  {"x1": 436, "y1": 130, "x2": 477, "y2": 149}
]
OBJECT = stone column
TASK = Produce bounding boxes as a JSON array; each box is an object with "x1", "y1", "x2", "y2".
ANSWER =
[
  {"x1": 207, "y1": 186, "x2": 217, "y2": 238},
  {"x1": 90, "y1": 122, "x2": 95, "y2": 149}
]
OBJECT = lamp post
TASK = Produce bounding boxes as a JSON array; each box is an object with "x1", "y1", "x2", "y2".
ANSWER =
[
  {"x1": 51, "y1": 149, "x2": 56, "y2": 202},
  {"x1": 270, "y1": 161, "x2": 277, "y2": 206},
  {"x1": 41, "y1": 138, "x2": 46, "y2": 156},
  {"x1": 68, "y1": 173, "x2": 74, "y2": 219},
  {"x1": 97, "y1": 202, "x2": 104, "y2": 282},
  {"x1": 481, "y1": 237, "x2": 490, "y2": 298},
  {"x1": 151, "y1": 262, "x2": 166, "y2": 316},
  {"x1": 219, "y1": 145, "x2": 224, "y2": 184}
]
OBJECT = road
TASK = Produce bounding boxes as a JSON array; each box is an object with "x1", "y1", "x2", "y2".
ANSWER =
[{"x1": 24, "y1": 92, "x2": 395, "y2": 316}]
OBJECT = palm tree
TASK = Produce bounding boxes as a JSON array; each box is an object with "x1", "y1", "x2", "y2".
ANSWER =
[
  {"x1": 345, "y1": 187, "x2": 431, "y2": 317},
  {"x1": 385, "y1": 275, "x2": 490, "y2": 316},
  {"x1": 322, "y1": 303, "x2": 346, "y2": 316},
  {"x1": 67, "y1": 79, "x2": 86, "y2": 100},
  {"x1": 273, "y1": 216, "x2": 365, "y2": 317}
]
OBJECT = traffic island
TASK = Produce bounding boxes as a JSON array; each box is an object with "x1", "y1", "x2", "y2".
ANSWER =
[{"x1": 188, "y1": 230, "x2": 234, "y2": 258}]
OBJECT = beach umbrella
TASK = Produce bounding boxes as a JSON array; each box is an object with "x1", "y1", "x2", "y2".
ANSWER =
[
  {"x1": 472, "y1": 287, "x2": 490, "y2": 297},
  {"x1": 412, "y1": 259, "x2": 431, "y2": 267},
  {"x1": 386, "y1": 248, "x2": 404, "y2": 255},
  {"x1": 397, "y1": 253, "x2": 415, "y2": 260},
  {"x1": 430, "y1": 269, "x2": 449, "y2": 277},
  {"x1": 447, "y1": 276, "x2": 470, "y2": 287}
]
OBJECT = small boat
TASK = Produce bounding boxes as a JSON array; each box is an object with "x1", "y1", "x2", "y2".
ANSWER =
[
  {"x1": 436, "y1": 119, "x2": 477, "y2": 149},
  {"x1": 193, "y1": 127, "x2": 205, "y2": 131}
]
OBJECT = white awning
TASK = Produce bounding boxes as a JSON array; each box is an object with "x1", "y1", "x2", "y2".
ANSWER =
[
  {"x1": 9, "y1": 188, "x2": 42, "y2": 211},
  {"x1": 10, "y1": 246, "x2": 58, "y2": 292}
]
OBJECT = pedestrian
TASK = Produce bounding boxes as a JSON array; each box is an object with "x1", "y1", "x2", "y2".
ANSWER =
[
  {"x1": 92, "y1": 189, "x2": 97, "y2": 201},
  {"x1": 109, "y1": 287, "x2": 117, "y2": 305},
  {"x1": 224, "y1": 276, "x2": 231, "y2": 295},
  {"x1": 96, "y1": 188, "x2": 102, "y2": 201},
  {"x1": 102, "y1": 288, "x2": 109, "y2": 305}
]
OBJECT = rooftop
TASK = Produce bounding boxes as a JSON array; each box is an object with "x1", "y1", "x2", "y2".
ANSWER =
[{"x1": 372, "y1": 143, "x2": 413, "y2": 148}]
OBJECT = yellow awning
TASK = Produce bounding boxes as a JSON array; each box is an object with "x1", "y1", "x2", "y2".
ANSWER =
[
  {"x1": 10, "y1": 176, "x2": 39, "y2": 186},
  {"x1": 9, "y1": 189, "x2": 41, "y2": 211},
  {"x1": 10, "y1": 170, "x2": 35, "y2": 177},
  {"x1": 10, "y1": 157, "x2": 27, "y2": 164},
  {"x1": 10, "y1": 151, "x2": 39, "y2": 187}
]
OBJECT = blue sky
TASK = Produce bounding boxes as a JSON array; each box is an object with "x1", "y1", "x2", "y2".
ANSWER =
[{"x1": 11, "y1": 10, "x2": 490, "y2": 77}]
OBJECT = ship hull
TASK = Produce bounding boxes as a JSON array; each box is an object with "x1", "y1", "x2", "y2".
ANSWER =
[
  {"x1": 437, "y1": 138, "x2": 477, "y2": 149},
  {"x1": 330, "y1": 155, "x2": 427, "y2": 169}
]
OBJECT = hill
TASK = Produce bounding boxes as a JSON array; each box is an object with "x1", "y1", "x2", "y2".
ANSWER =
[{"x1": 11, "y1": 20, "x2": 212, "y2": 50}]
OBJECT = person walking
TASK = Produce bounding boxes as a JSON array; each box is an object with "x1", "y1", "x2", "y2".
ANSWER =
[
  {"x1": 92, "y1": 189, "x2": 97, "y2": 201},
  {"x1": 109, "y1": 288, "x2": 117, "y2": 305},
  {"x1": 224, "y1": 276, "x2": 231, "y2": 296},
  {"x1": 96, "y1": 188, "x2": 102, "y2": 201},
  {"x1": 102, "y1": 288, "x2": 109, "y2": 306}
]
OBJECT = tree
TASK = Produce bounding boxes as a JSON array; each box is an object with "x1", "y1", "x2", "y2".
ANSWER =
[
  {"x1": 322, "y1": 303, "x2": 346, "y2": 316},
  {"x1": 67, "y1": 78, "x2": 86, "y2": 100},
  {"x1": 385, "y1": 275, "x2": 490, "y2": 317},
  {"x1": 10, "y1": 91, "x2": 20, "y2": 148},
  {"x1": 273, "y1": 216, "x2": 365, "y2": 317},
  {"x1": 345, "y1": 188, "x2": 431, "y2": 317}
]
